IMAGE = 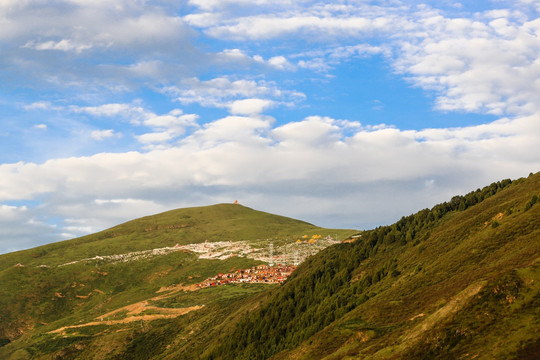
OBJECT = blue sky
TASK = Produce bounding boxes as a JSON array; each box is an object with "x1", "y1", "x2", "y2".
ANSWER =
[{"x1": 1, "y1": 0, "x2": 540, "y2": 253}]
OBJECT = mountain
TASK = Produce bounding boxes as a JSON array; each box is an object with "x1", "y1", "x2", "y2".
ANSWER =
[
  {"x1": 208, "y1": 173, "x2": 540, "y2": 360},
  {"x1": 0, "y1": 172, "x2": 539, "y2": 360},
  {"x1": 0, "y1": 204, "x2": 354, "y2": 360}
]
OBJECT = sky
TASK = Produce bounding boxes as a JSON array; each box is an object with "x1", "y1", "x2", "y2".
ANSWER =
[{"x1": 1, "y1": 0, "x2": 540, "y2": 254}]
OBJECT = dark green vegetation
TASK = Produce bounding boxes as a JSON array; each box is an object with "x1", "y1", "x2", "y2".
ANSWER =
[
  {"x1": 206, "y1": 173, "x2": 540, "y2": 360},
  {"x1": 1, "y1": 172, "x2": 539, "y2": 360}
]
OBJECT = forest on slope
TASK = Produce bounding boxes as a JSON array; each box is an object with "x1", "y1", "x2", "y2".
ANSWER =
[{"x1": 205, "y1": 172, "x2": 540, "y2": 360}]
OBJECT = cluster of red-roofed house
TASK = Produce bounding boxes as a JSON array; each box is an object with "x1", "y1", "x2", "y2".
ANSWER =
[{"x1": 197, "y1": 264, "x2": 297, "y2": 288}]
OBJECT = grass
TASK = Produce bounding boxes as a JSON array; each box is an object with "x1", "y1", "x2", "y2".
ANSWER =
[
  {"x1": 0, "y1": 204, "x2": 355, "y2": 270},
  {"x1": 0, "y1": 203, "x2": 354, "y2": 359},
  {"x1": 222, "y1": 172, "x2": 540, "y2": 360}
]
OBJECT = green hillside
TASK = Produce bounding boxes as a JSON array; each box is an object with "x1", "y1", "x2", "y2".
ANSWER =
[
  {"x1": 0, "y1": 203, "x2": 353, "y2": 360},
  {"x1": 207, "y1": 172, "x2": 540, "y2": 360},
  {"x1": 0, "y1": 173, "x2": 539, "y2": 360},
  {"x1": 0, "y1": 203, "x2": 349, "y2": 269}
]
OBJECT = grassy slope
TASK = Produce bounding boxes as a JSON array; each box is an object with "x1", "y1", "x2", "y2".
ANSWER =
[
  {"x1": 0, "y1": 204, "x2": 354, "y2": 359},
  {"x1": 0, "y1": 203, "x2": 351, "y2": 269},
  {"x1": 272, "y1": 172, "x2": 540, "y2": 360},
  {"x1": 203, "y1": 172, "x2": 539, "y2": 360}
]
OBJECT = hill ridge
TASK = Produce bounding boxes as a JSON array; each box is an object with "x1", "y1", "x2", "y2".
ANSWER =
[
  {"x1": 207, "y1": 172, "x2": 540, "y2": 360},
  {"x1": 0, "y1": 203, "x2": 352, "y2": 269},
  {"x1": 0, "y1": 202, "x2": 355, "y2": 358}
]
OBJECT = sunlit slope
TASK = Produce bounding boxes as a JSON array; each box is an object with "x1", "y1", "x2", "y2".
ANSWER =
[
  {"x1": 0, "y1": 203, "x2": 355, "y2": 359},
  {"x1": 208, "y1": 172, "x2": 540, "y2": 360},
  {"x1": 0, "y1": 203, "x2": 353, "y2": 268}
]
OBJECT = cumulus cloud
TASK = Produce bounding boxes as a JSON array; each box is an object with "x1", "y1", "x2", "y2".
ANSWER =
[
  {"x1": 23, "y1": 39, "x2": 93, "y2": 53},
  {"x1": 184, "y1": 115, "x2": 273, "y2": 150},
  {"x1": 296, "y1": 44, "x2": 389, "y2": 71},
  {"x1": 215, "y1": 48, "x2": 254, "y2": 65},
  {"x1": 187, "y1": 0, "x2": 298, "y2": 12},
  {"x1": 90, "y1": 129, "x2": 118, "y2": 141},
  {"x1": 166, "y1": 77, "x2": 274, "y2": 106},
  {"x1": 143, "y1": 110, "x2": 198, "y2": 129},
  {"x1": 24, "y1": 101, "x2": 53, "y2": 111},
  {"x1": 3, "y1": 1, "x2": 188, "y2": 50},
  {"x1": 69, "y1": 103, "x2": 147, "y2": 122},
  {"x1": 229, "y1": 98, "x2": 274, "y2": 115},
  {"x1": 1, "y1": 111, "x2": 538, "y2": 252},
  {"x1": 1, "y1": 1, "x2": 540, "y2": 254},
  {"x1": 268, "y1": 56, "x2": 296, "y2": 71},
  {"x1": 163, "y1": 77, "x2": 305, "y2": 112},
  {"x1": 137, "y1": 109, "x2": 200, "y2": 149},
  {"x1": 394, "y1": 9, "x2": 540, "y2": 116},
  {"x1": 0, "y1": 0, "x2": 196, "y2": 91},
  {"x1": 185, "y1": 1, "x2": 408, "y2": 40},
  {"x1": 184, "y1": 1, "x2": 540, "y2": 119}
]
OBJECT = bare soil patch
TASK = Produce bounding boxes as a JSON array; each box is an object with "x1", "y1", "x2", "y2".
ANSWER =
[{"x1": 49, "y1": 306, "x2": 203, "y2": 335}]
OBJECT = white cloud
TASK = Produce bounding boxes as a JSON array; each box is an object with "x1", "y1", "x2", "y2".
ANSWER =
[
  {"x1": 0, "y1": 0, "x2": 196, "y2": 92},
  {"x1": 185, "y1": 1, "x2": 407, "y2": 41},
  {"x1": 2, "y1": 1, "x2": 540, "y2": 254},
  {"x1": 272, "y1": 116, "x2": 343, "y2": 146},
  {"x1": 187, "y1": 0, "x2": 298, "y2": 12},
  {"x1": 90, "y1": 129, "x2": 118, "y2": 141},
  {"x1": 202, "y1": 15, "x2": 389, "y2": 40},
  {"x1": 123, "y1": 60, "x2": 168, "y2": 80},
  {"x1": 143, "y1": 110, "x2": 199, "y2": 130},
  {"x1": 268, "y1": 56, "x2": 295, "y2": 70},
  {"x1": 296, "y1": 44, "x2": 389, "y2": 71},
  {"x1": 166, "y1": 77, "x2": 272, "y2": 106},
  {"x1": 514, "y1": 0, "x2": 540, "y2": 13},
  {"x1": 91, "y1": 198, "x2": 165, "y2": 218},
  {"x1": 1, "y1": 111, "x2": 538, "y2": 252},
  {"x1": 229, "y1": 98, "x2": 274, "y2": 115},
  {"x1": 0, "y1": 204, "x2": 28, "y2": 220},
  {"x1": 214, "y1": 51, "x2": 300, "y2": 71},
  {"x1": 164, "y1": 77, "x2": 305, "y2": 112},
  {"x1": 185, "y1": 115, "x2": 273, "y2": 149},
  {"x1": 26, "y1": 101, "x2": 200, "y2": 148},
  {"x1": 23, "y1": 39, "x2": 92, "y2": 53},
  {"x1": 24, "y1": 101, "x2": 54, "y2": 111},
  {"x1": 33, "y1": 124, "x2": 47, "y2": 130},
  {"x1": 3, "y1": 2, "x2": 188, "y2": 50},
  {"x1": 137, "y1": 109, "x2": 200, "y2": 148},
  {"x1": 182, "y1": 12, "x2": 221, "y2": 28},
  {"x1": 216, "y1": 48, "x2": 253, "y2": 64},
  {"x1": 393, "y1": 8, "x2": 540, "y2": 117},
  {"x1": 182, "y1": 2, "x2": 540, "y2": 119},
  {"x1": 70, "y1": 103, "x2": 147, "y2": 120},
  {"x1": 136, "y1": 131, "x2": 174, "y2": 145}
]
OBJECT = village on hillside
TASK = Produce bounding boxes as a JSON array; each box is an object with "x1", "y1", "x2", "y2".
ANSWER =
[
  {"x1": 195, "y1": 234, "x2": 336, "y2": 287},
  {"x1": 197, "y1": 264, "x2": 297, "y2": 288},
  {"x1": 172, "y1": 234, "x2": 339, "y2": 266},
  {"x1": 26, "y1": 234, "x2": 340, "y2": 289}
]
